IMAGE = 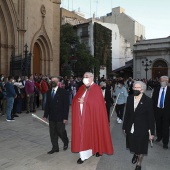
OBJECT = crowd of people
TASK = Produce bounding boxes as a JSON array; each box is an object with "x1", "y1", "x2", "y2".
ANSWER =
[{"x1": 0, "y1": 73, "x2": 170, "y2": 170}]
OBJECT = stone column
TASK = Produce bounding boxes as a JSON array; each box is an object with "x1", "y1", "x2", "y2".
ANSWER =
[{"x1": 51, "y1": 0, "x2": 61, "y2": 76}]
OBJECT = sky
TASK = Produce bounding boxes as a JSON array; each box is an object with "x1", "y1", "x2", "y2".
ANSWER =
[{"x1": 61, "y1": 0, "x2": 170, "y2": 39}]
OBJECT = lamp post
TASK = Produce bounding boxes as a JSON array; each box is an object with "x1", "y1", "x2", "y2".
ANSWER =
[
  {"x1": 24, "y1": 44, "x2": 31, "y2": 76},
  {"x1": 70, "y1": 39, "x2": 77, "y2": 75},
  {"x1": 141, "y1": 58, "x2": 152, "y2": 80}
]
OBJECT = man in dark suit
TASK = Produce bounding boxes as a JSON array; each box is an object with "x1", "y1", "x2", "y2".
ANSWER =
[
  {"x1": 152, "y1": 75, "x2": 170, "y2": 149},
  {"x1": 43, "y1": 76, "x2": 69, "y2": 154},
  {"x1": 100, "y1": 82, "x2": 113, "y2": 123},
  {"x1": 127, "y1": 77, "x2": 134, "y2": 95}
]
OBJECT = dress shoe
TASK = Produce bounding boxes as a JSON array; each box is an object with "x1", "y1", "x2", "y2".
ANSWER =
[
  {"x1": 96, "y1": 152, "x2": 102, "y2": 157},
  {"x1": 63, "y1": 144, "x2": 68, "y2": 150},
  {"x1": 47, "y1": 149, "x2": 59, "y2": 154},
  {"x1": 135, "y1": 165, "x2": 141, "y2": 170},
  {"x1": 13, "y1": 114, "x2": 19, "y2": 117},
  {"x1": 77, "y1": 158, "x2": 84, "y2": 164},
  {"x1": 155, "y1": 138, "x2": 162, "y2": 142},
  {"x1": 163, "y1": 145, "x2": 168, "y2": 149},
  {"x1": 132, "y1": 154, "x2": 138, "y2": 164},
  {"x1": 26, "y1": 111, "x2": 30, "y2": 114},
  {"x1": 63, "y1": 140, "x2": 69, "y2": 150}
]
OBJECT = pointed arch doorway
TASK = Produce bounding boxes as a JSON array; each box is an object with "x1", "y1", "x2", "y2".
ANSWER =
[{"x1": 33, "y1": 42, "x2": 41, "y2": 75}]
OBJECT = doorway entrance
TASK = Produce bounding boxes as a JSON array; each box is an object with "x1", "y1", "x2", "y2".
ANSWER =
[{"x1": 152, "y1": 60, "x2": 168, "y2": 79}]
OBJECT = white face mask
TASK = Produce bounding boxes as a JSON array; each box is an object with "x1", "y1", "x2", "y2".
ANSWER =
[
  {"x1": 117, "y1": 84, "x2": 120, "y2": 88},
  {"x1": 12, "y1": 80, "x2": 15, "y2": 83},
  {"x1": 160, "y1": 81, "x2": 167, "y2": 88},
  {"x1": 83, "y1": 78, "x2": 90, "y2": 85}
]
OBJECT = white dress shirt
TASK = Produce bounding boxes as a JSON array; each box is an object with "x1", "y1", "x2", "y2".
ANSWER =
[{"x1": 157, "y1": 86, "x2": 167, "y2": 108}]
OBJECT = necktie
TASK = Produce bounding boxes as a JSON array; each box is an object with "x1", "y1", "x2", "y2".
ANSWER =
[
  {"x1": 51, "y1": 89, "x2": 55, "y2": 99},
  {"x1": 160, "y1": 88, "x2": 164, "y2": 108}
]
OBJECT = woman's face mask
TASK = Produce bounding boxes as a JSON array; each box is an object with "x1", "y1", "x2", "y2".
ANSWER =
[
  {"x1": 101, "y1": 86, "x2": 106, "y2": 90},
  {"x1": 133, "y1": 90, "x2": 141, "y2": 96}
]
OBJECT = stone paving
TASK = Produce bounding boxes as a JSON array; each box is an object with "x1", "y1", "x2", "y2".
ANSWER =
[{"x1": 0, "y1": 90, "x2": 170, "y2": 170}]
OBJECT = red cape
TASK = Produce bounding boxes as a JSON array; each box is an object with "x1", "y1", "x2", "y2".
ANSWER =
[{"x1": 71, "y1": 83, "x2": 114, "y2": 155}]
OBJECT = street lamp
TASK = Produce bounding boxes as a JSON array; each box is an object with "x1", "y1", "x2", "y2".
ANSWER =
[
  {"x1": 70, "y1": 39, "x2": 77, "y2": 75},
  {"x1": 24, "y1": 44, "x2": 31, "y2": 76},
  {"x1": 141, "y1": 58, "x2": 152, "y2": 80}
]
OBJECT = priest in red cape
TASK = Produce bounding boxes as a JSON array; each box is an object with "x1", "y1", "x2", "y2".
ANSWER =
[{"x1": 71, "y1": 72, "x2": 114, "y2": 164}]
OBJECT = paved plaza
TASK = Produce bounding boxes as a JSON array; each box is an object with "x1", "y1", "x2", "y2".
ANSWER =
[{"x1": 0, "y1": 90, "x2": 170, "y2": 170}]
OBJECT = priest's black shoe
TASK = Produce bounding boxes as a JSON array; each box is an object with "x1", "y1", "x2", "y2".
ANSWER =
[
  {"x1": 135, "y1": 165, "x2": 141, "y2": 170},
  {"x1": 96, "y1": 152, "x2": 102, "y2": 157},
  {"x1": 132, "y1": 154, "x2": 138, "y2": 164},
  {"x1": 77, "y1": 158, "x2": 84, "y2": 164},
  {"x1": 47, "y1": 149, "x2": 59, "y2": 154}
]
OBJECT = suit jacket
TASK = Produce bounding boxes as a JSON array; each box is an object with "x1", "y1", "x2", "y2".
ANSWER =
[
  {"x1": 127, "y1": 80, "x2": 134, "y2": 95},
  {"x1": 44, "y1": 87, "x2": 69, "y2": 122},
  {"x1": 123, "y1": 93, "x2": 155, "y2": 136},
  {"x1": 104, "y1": 88, "x2": 113, "y2": 107},
  {"x1": 152, "y1": 86, "x2": 170, "y2": 116}
]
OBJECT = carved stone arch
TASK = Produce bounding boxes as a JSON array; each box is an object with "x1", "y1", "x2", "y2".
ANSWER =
[
  {"x1": 152, "y1": 59, "x2": 168, "y2": 68},
  {"x1": 30, "y1": 26, "x2": 53, "y2": 61},
  {"x1": 0, "y1": 6, "x2": 8, "y2": 43},
  {"x1": 37, "y1": 36, "x2": 49, "y2": 74},
  {"x1": 152, "y1": 59, "x2": 168, "y2": 79},
  {"x1": 0, "y1": 0, "x2": 17, "y2": 74},
  {"x1": 31, "y1": 28, "x2": 53, "y2": 75},
  {"x1": 36, "y1": 37, "x2": 47, "y2": 74}
]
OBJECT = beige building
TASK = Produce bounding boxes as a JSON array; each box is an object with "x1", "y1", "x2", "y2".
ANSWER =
[
  {"x1": 100, "y1": 7, "x2": 145, "y2": 49},
  {"x1": 61, "y1": 8, "x2": 88, "y2": 26},
  {"x1": 133, "y1": 37, "x2": 170, "y2": 80},
  {"x1": 0, "y1": 0, "x2": 61, "y2": 76}
]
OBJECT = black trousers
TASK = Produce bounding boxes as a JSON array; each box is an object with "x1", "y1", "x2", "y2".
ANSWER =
[
  {"x1": 155, "y1": 108, "x2": 169, "y2": 145},
  {"x1": 49, "y1": 121, "x2": 69, "y2": 150},
  {"x1": 115, "y1": 104, "x2": 125, "y2": 120},
  {"x1": 106, "y1": 104, "x2": 111, "y2": 122}
]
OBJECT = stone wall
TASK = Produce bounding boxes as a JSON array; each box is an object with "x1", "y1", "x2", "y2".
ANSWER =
[{"x1": 0, "y1": 0, "x2": 61, "y2": 76}]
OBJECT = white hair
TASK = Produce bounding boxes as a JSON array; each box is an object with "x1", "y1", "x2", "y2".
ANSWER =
[
  {"x1": 84, "y1": 72, "x2": 94, "y2": 78},
  {"x1": 100, "y1": 82, "x2": 106, "y2": 87},
  {"x1": 133, "y1": 81, "x2": 147, "y2": 92},
  {"x1": 160, "y1": 76, "x2": 169, "y2": 81}
]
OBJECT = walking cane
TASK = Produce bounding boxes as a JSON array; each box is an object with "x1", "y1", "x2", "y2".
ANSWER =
[
  {"x1": 110, "y1": 92, "x2": 123, "y2": 117},
  {"x1": 148, "y1": 129, "x2": 153, "y2": 148},
  {"x1": 32, "y1": 114, "x2": 49, "y2": 126},
  {"x1": 148, "y1": 86, "x2": 153, "y2": 97}
]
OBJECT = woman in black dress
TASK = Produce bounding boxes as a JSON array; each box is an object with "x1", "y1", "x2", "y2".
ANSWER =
[{"x1": 123, "y1": 81, "x2": 155, "y2": 170}]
